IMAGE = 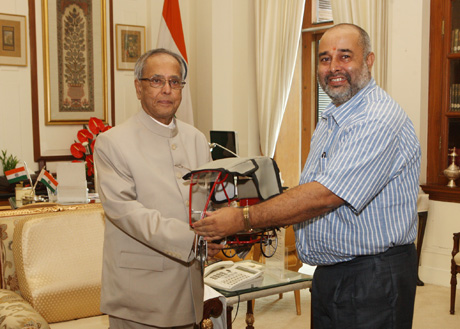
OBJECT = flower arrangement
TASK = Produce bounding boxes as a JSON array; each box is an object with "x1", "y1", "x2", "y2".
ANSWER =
[{"x1": 70, "y1": 117, "x2": 111, "y2": 177}]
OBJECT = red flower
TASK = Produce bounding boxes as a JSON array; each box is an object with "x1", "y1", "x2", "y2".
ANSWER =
[
  {"x1": 70, "y1": 117, "x2": 112, "y2": 177},
  {"x1": 101, "y1": 125, "x2": 112, "y2": 133},
  {"x1": 88, "y1": 117, "x2": 105, "y2": 135},
  {"x1": 77, "y1": 129, "x2": 94, "y2": 143},
  {"x1": 90, "y1": 139, "x2": 96, "y2": 153},
  {"x1": 70, "y1": 143, "x2": 86, "y2": 159},
  {"x1": 86, "y1": 155, "x2": 94, "y2": 177}
]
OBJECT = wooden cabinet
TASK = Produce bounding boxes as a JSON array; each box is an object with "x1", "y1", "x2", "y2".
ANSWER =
[{"x1": 422, "y1": 0, "x2": 460, "y2": 202}]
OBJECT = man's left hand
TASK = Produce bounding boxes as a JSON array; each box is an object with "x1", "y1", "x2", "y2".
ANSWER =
[{"x1": 207, "y1": 242, "x2": 224, "y2": 258}]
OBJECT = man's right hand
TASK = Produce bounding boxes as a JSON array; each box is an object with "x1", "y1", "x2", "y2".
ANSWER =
[{"x1": 193, "y1": 207, "x2": 245, "y2": 241}]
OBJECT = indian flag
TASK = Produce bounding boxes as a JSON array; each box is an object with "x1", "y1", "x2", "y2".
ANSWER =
[
  {"x1": 4, "y1": 167, "x2": 28, "y2": 184},
  {"x1": 157, "y1": 0, "x2": 194, "y2": 125},
  {"x1": 37, "y1": 168, "x2": 59, "y2": 193}
]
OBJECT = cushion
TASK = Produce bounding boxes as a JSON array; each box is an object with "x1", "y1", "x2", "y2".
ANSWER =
[
  {"x1": 48, "y1": 315, "x2": 109, "y2": 329},
  {"x1": 0, "y1": 289, "x2": 50, "y2": 329},
  {"x1": 0, "y1": 204, "x2": 103, "y2": 295},
  {"x1": 13, "y1": 208, "x2": 105, "y2": 323},
  {"x1": 0, "y1": 217, "x2": 21, "y2": 294},
  {"x1": 455, "y1": 252, "x2": 460, "y2": 266}
]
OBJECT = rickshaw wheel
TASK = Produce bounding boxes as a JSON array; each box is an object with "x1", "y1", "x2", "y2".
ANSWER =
[
  {"x1": 222, "y1": 247, "x2": 237, "y2": 258},
  {"x1": 260, "y1": 229, "x2": 278, "y2": 258}
]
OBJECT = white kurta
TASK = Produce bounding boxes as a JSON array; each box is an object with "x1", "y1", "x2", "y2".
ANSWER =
[{"x1": 94, "y1": 110, "x2": 211, "y2": 327}]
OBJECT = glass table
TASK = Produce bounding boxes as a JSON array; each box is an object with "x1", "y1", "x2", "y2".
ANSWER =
[{"x1": 206, "y1": 260, "x2": 312, "y2": 329}]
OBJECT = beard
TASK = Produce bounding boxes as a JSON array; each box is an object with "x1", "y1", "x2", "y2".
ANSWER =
[{"x1": 319, "y1": 61, "x2": 372, "y2": 106}]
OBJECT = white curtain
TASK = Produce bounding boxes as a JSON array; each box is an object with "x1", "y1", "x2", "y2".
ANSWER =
[
  {"x1": 330, "y1": 0, "x2": 388, "y2": 89},
  {"x1": 255, "y1": 0, "x2": 306, "y2": 158}
]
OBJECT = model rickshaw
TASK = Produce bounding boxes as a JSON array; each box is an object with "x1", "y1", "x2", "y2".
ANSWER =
[{"x1": 184, "y1": 156, "x2": 284, "y2": 267}]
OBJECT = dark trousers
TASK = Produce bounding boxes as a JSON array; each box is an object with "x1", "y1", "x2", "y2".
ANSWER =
[{"x1": 312, "y1": 244, "x2": 417, "y2": 329}]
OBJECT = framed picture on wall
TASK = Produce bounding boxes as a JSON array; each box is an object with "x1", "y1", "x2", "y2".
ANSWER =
[
  {"x1": 0, "y1": 13, "x2": 27, "y2": 66},
  {"x1": 42, "y1": 0, "x2": 108, "y2": 125},
  {"x1": 115, "y1": 24, "x2": 145, "y2": 70},
  {"x1": 28, "y1": 0, "x2": 115, "y2": 165}
]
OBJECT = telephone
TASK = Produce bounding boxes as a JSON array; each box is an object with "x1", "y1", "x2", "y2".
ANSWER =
[{"x1": 204, "y1": 260, "x2": 264, "y2": 291}]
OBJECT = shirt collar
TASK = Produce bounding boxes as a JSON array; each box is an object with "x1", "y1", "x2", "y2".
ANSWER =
[
  {"x1": 149, "y1": 115, "x2": 176, "y2": 129},
  {"x1": 321, "y1": 78, "x2": 376, "y2": 127},
  {"x1": 137, "y1": 110, "x2": 178, "y2": 138}
]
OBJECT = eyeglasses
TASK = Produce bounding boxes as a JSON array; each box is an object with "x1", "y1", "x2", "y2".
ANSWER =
[{"x1": 138, "y1": 76, "x2": 186, "y2": 90}]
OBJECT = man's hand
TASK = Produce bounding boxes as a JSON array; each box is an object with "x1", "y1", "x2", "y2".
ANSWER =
[
  {"x1": 207, "y1": 242, "x2": 224, "y2": 258},
  {"x1": 193, "y1": 207, "x2": 245, "y2": 241}
]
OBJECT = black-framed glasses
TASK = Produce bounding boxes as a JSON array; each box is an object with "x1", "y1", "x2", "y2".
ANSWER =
[{"x1": 139, "y1": 76, "x2": 186, "y2": 90}]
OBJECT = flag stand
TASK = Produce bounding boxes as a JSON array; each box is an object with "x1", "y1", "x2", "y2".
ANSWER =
[{"x1": 20, "y1": 163, "x2": 48, "y2": 206}]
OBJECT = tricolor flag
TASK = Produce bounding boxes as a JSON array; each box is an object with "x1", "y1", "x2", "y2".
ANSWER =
[
  {"x1": 4, "y1": 167, "x2": 28, "y2": 184},
  {"x1": 37, "y1": 168, "x2": 59, "y2": 193},
  {"x1": 157, "y1": 0, "x2": 194, "y2": 126}
]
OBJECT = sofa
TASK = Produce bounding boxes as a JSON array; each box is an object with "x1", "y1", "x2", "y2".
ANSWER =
[
  {"x1": 0, "y1": 203, "x2": 108, "y2": 329},
  {"x1": 0, "y1": 203, "x2": 223, "y2": 329}
]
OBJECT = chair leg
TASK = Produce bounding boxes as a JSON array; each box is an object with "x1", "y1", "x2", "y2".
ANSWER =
[
  {"x1": 294, "y1": 290, "x2": 301, "y2": 315},
  {"x1": 279, "y1": 293, "x2": 283, "y2": 299},
  {"x1": 450, "y1": 262, "x2": 457, "y2": 314}
]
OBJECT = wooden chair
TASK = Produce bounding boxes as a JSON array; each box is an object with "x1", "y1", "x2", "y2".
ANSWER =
[{"x1": 450, "y1": 232, "x2": 460, "y2": 314}]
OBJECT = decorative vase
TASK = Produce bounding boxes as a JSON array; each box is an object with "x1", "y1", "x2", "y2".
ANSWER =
[
  {"x1": 67, "y1": 83, "x2": 85, "y2": 107},
  {"x1": 444, "y1": 147, "x2": 460, "y2": 187}
]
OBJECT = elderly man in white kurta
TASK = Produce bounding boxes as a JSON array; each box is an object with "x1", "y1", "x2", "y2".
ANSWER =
[{"x1": 94, "y1": 48, "x2": 220, "y2": 329}]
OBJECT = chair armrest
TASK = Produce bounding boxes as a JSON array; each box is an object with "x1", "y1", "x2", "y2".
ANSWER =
[
  {"x1": 201, "y1": 297, "x2": 224, "y2": 329},
  {"x1": 453, "y1": 233, "x2": 460, "y2": 259},
  {"x1": 0, "y1": 289, "x2": 50, "y2": 329}
]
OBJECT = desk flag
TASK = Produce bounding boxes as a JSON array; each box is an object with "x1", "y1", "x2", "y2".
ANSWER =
[
  {"x1": 5, "y1": 167, "x2": 28, "y2": 184},
  {"x1": 36, "y1": 168, "x2": 59, "y2": 193},
  {"x1": 157, "y1": 0, "x2": 194, "y2": 126}
]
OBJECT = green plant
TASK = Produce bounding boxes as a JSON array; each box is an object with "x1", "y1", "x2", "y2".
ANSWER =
[{"x1": 0, "y1": 150, "x2": 19, "y2": 173}]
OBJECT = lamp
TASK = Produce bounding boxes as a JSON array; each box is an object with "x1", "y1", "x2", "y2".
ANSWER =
[{"x1": 208, "y1": 143, "x2": 239, "y2": 158}]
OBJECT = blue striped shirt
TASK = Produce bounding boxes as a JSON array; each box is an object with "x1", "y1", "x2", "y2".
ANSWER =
[{"x1": 294, "y1": 79, "x2": 421, "y2": 266}]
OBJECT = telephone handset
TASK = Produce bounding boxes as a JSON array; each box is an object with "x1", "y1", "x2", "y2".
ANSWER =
[{"x1": 204, "y1": 260, "x2": 264, "y2": 291}]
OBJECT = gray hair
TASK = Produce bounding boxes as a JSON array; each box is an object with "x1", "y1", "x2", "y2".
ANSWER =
[{"x1": 134, "y1": 48, "x2": 187, "y2": 81}]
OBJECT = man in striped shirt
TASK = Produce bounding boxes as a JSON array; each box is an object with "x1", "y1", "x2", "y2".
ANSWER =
[{"x1": 194, "y1": 23, "x2": 421, "y2": 329}]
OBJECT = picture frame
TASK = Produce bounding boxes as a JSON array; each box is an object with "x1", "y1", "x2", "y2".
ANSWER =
[
  {"x1": 42, "y1": 0, "x2": 108, "y2": 125},
  {"x1": 28, "y1": 0, "x2": 115, "y2": 165},
  {"x1": 0, "y1": 13, "x2": 27, "y2": 66},
  {"x1": 115, "y1": 24, "x2": 145, "y2": 70}
]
